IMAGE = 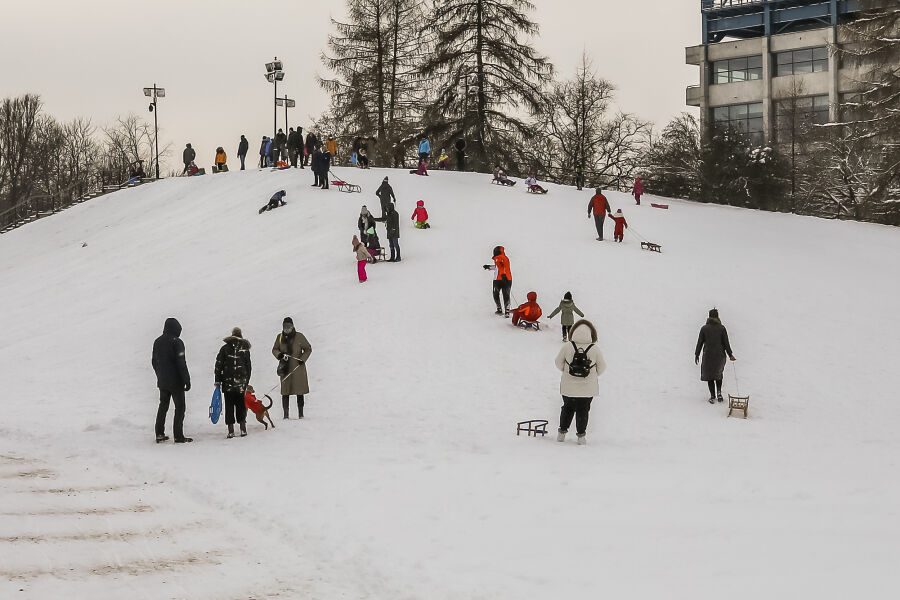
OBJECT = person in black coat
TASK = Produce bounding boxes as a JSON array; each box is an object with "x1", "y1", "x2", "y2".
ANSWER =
[
  {"x1": 152, "y1": 317, "x2": 192, "y2": 443},
  {"x1": 237, "y1": 135, "x2": 249, "y2": 170},
  {"x1": 455, "y1": 138, "x2": 466, "y2": 172},
  {"x1": 376, "y1": 177, "x2": 396, "y2": 219},
  {"x1": 386, "y1": 203, "x2": 401, "y2": 262},
  {"x1": 304, "y1": 132, "x2": 317, "y2": 167},
  {"x1": 214, "y1": 327, "x2": 252, "y2": 438},
  {"x1": 287, "y1": 128, "x2": 301, "y2": 168},
  {"x1": 320, "y1": 148, "x2": 332, "y2": 189},
  {"x1": 311, "y1": 147, "x2": 323, "y2": 187},
  {"x1": 181, "y1": 143, "x2": 196, "y2": 175},
  {"x1": 695, "y1": 308, "x2": 736, "y2": 403}
]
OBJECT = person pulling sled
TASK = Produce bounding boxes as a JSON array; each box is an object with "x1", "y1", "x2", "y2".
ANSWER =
[{"x1": 483, "y1": 246, "x2": 512, "y2": 317}]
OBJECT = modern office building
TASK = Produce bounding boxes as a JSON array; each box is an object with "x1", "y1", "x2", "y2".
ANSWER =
[{"x1": 686, "y1": 0, "x2": 864, "y2": 145}]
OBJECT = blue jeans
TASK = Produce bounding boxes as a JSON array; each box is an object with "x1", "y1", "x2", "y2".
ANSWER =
[{"x1": 239, "y1": 154, "x2": 246, "y2": 170}]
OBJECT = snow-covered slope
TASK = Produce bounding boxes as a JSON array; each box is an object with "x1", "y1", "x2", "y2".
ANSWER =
[{"x1": 1, "y1": 167, "x2": 898, "y2": 599}]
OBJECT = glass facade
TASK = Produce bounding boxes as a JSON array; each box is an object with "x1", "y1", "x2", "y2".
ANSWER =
[
  {"x1": 774, "y1": 95, "x2": 830, "y2": 143},
  {"x1": 713, "y1": 55, "x2": 763, "y2": 84},
  {"x1": 775, "y1": 47, "x2": 828, "y2": 76},
  {"x1": 712, "y1": 102, "x2": 765, "y2": 145}
]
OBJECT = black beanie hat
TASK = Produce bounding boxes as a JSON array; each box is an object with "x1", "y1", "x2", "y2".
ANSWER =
[
  {"x1": 709, "y1": 308, "x2": 719, "y2": 319},
  {"x1": 564, "y1": 291, "x2": 572, "y2": 300},
  {"x1": 283, "y1": 317, "x2": 294, "y2": 326}
]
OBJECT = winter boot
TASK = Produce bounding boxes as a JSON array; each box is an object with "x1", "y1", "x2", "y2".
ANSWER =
[
  {"x1": 239, "y1": 422, "x2": 247, "y2": 437},
  {"x1": 282, "y1": 396, "x2": 290, "y2": 419},
  {"x1": 557, "y1": 431, "x2": 566, "y2": 442},
  {"x1": 495, "y1": 306, "x2": 503, "y2": 316},
  {"x1": 227, "y1": 424, "x2": 235, "y2": 439},
  {"x1": 576, "y1": 435, "x2": 586, "y2": 446},
  {"x1": 155, "y1": 434, "x2": 169, "y2": 443},
  {"x1": 708, "y1": 396, "x2": 716, "y2": 404},
  {"x1": 297, "y1": 397, "x2": 304, "y2": 419},
  {"x1": 174, "y1": 437, "x2": 193, "y2": 443},
  {"x1": 717, "y1": 394, "x2": 724, "y2": 403}
]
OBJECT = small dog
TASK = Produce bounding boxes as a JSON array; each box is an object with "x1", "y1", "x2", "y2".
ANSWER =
[{"x1": 244, "y1": 386, "x2": 276, "y2": 430}]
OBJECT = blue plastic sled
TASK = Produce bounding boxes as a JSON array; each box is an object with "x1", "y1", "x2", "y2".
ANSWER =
[{"x1": 209, "y1": 385, "x2": 222, "y2": 424}]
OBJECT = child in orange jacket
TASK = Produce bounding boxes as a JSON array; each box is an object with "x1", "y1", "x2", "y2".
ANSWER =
[
  {"x1": 511, "y1": 291, "x2": 542, "y2": 328},
  {"x1": 610, "y1": 209, "x2": 628, "y2": 242}
]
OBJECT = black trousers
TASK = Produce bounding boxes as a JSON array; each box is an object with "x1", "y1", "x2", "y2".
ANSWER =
[
  {"x1": 707, "y1": 380, "x2": 723, "y2": 397},
  {"x1": 562, "y1": 325, "x2": 571, "y2": 340},
  {"x1": 388, "y1": 237, "x2": 400, "y2": 260},
  {"x1": 303, "y1": 150, "x2": 311, "y2": 166},
  {"x1": 156, "y1": 388, "x2": 185, "y2": 440},
  {"x1": 224, "y1": 389, "x2": 247, "y2": 425},
  {"x1": 313, "y1": 170, "x2": 321, "y2": 186},
  {"x1": 559, "y1": 396, "x2": 593, "y2": 436},
  {"x1": 289, "y1": 149, "x2": 298, "y2": 167},
  {"x1": 456, "y1": 151, "x2": 466, "y2": 172},
  {"x1": 594, "y1": 213, "x2": 606, "y2": 239},
  {"x1": 282, "y1": 395, "x2": 304, "y2": 417},
  {"x1": 492, "y1": 279, "x2": 512, "y2": 310},
  {"x1": 321, "y1": 173, "x2": 329, "y2": 189}
]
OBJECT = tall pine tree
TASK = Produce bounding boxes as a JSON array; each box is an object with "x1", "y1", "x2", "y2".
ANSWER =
[
  {"x1": 422, "y1": 0, "x2": 552, "y2": 172},
  {"x1": 320, "y1": 0, "x2": 428, "y2": 165}
]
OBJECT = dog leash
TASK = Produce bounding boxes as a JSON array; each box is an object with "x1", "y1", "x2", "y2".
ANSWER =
[{"x1": 261, "y1": 357, "x2": 306, "y2": 397}]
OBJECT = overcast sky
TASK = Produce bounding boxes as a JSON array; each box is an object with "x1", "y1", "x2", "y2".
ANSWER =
[{"x1": 0, "y1": 0, "x2": 700, "y2": 171}]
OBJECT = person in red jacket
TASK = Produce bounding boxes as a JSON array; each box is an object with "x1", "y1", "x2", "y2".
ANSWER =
[
  {"x1": 511, "y1": 291, "x2": 542, "y2": 328},
  {"x1": 632, "y1": 178, "x2": 643, "y2": 205},
  {"x1": 587, "y1": 188, "x2": 612, "y2": 241},
  {"x1": 482, "y1": 245, "x2": 512, "y2": 316},
  {"x1": 610, "y1": 209, "x2": 628, "y2": 242},
  {"x1": 409, "y1": 158, "x2": 429, "y2": 176},
  {"x1": 411, "y1": 200, "x2": 430, "y2": 228}
]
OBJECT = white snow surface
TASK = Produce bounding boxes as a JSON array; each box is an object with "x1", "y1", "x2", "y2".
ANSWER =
[{"x1": 1, "y1": 167, "x2": 899, "y2": 599}]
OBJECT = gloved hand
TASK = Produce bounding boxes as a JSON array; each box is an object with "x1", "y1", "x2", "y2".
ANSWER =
[
  {"x1": 482, "y1": 265, "x2": 491, "y2": 270},
  {"x1": 694, "y1": 356, "x2": 699, "y2": 365},
  {"x1": 184, "y1": 382, "x2": 191, "y2": 392},
  {"x1": 281, "y1": 354, "x2": 290, "y2": 361},
  {"x1": 214, "y1": 382, "x2": 221, "y2": 388}
]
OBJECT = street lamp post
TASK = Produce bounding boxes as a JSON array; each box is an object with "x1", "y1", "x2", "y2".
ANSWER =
[
  {"x1": 143, "y1": 84, "x2": 166, "y2": 179},
  {"x1": 265, "y1": 58, "x2": 285, "y2": 138},
  {"x1": 275, "y1": 95, "x2": 296, "y2": 132}
]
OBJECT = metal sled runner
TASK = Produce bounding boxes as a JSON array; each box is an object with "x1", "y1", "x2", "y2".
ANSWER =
[
  {"x1": 516, "y1": 419, "x2": 549, "y2": 437},
  {"x1": 332, "y1": 180, "x2": 361, "y2": 193},
  {"x1": 728, "y1": 395, "x2": 750, "y2": 418}
]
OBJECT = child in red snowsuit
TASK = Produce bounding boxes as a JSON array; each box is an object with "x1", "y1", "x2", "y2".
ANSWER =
[
  {"x1": 610, "y1": 209, "x2": 628, "y2": 242},
  {"x1": 511, "y1": 291, "x2": 542, "y2": 327},
  {"x1": 411, "y1": 200, "x2": 430, "y2": 228}
]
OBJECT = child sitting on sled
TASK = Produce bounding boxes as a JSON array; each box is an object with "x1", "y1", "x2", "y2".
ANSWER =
[
  {"x1": 492, "y1": 166, "x2": 515, "y2": 186},
  {"x1": 511, "y1": 291, "x2": 542, "y2": 328},
  {"x1": 524, "y1": 176, "x2": 547, "y2": 194},
  {"x1": 365, "y1": 225, "x2": 382, "y2": 261},
  {"x1": 610, "y1": 209, "x2": 628, "y2": 242},
  {"x1": 411, "y1": 200, "x2": 430, "y2": 229},
  {"x1": 437, "y1": 149, "x2": 451, "y2": 170}
]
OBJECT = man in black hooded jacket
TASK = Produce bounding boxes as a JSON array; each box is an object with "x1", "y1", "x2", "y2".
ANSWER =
[{"x1": 152, "y1": 318, "x2": 192, "y2": 443}]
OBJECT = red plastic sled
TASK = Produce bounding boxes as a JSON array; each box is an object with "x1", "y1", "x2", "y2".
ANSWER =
[{"x1": 651, "y1": 203, "x2": 668, "y2": 209}]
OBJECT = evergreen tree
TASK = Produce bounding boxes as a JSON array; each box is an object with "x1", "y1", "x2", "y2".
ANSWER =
[
  {"x1": 422, "y1": 0, "x2": 552, "y2": 172},
  {"x1": 320, "y1": 0, "x2": 428, "y2": 166}
]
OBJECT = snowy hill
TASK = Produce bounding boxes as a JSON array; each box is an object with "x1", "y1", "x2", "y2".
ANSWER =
[{"x1": 1, "y1": 166, "x2": 898, "y2": 599}]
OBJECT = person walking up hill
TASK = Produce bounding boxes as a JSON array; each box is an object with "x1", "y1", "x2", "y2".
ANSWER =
[
  {"x1": 695, "y1": 308, "x2": 736, "y2": 404},
  {"x1": 588, "y1": 188, "x2": 612, "y2": 241}
]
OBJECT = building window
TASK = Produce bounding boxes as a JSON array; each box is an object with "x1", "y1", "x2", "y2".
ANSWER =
[
  {"x1": 712, "y1": 102, "x2": 765, "y2": 145},
  {"x1": 775, "y1": 47, "x2": 828, "y2": 76},
  {"x1": 712, "y1": 55, "x2": 763, "y2": 84},
  {"x1": 774, "y1": 95, "x2": 830, "y2": 143}
]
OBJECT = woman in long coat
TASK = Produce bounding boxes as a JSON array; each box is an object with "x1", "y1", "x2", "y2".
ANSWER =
[
  {"x1": 272, "y1": 317, "x2": 312, "y2": 418},
  {"x1": 695, "y1": 308, "x2": 736, "y2": 403}
]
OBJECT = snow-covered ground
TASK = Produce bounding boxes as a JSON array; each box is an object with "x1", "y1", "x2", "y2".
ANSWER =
[{"x1": 1, "y1": 166, "x2": 898, "y2": 599}]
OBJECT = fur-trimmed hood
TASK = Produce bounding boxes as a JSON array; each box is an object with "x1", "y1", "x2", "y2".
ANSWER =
[
  {"x1": 223, "y1": 335, "x2": 251, "y2": 349},
  {"x1": 569, "y1": 319, "x2": 598, "y2": 344}
]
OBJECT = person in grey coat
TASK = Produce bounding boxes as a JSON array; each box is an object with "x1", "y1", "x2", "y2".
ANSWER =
[
  {"x1": 546, "y1": 291, "x2": 585, "y2": 341},
  {"x1": 695, "y1": 308, "x2": 736, "y2": 403}
]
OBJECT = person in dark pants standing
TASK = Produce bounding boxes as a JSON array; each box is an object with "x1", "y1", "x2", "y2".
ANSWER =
[
  {"x1": 237, "y1": 135, "x2": 249, "y2": 171},
  {"x1": 386, "y1": 203, "x2": 401, "y2": 262},
  {"x1": 272, "y1": 317, "x2": 313, "y2": 419},
  {"x1": 152, "y1": 317, "x2": 192, "y2": 443},
  {"x1": 695, "y1": 308, "x2": 736, "y2": 403},
  {"x1": 311, "y1": 146, "x2": 323, "y2": 187},
  {"x1": 181, "y1": 143, "x2": 196, "y2": 175},
  {"x1": 214, "y1": 327, "x2": 252, "y2": 438},
  {"x1": 320, "y1": 146, "x2": 332, "y2": 189},
  {"x1": 287, "y1": 127, "x2": 301, "y2": 168},
  {"x1": 304, "y1": 132, "x2": 317, "y2": 167},
  {"x1": 454, "y1": 138, "x2": 466, "y2": 171},
  {"x1": 376, "y1": 177, "x2": 396, "y2": 220},
  {"x1": 554, "y1": 319, "x2": 606, "y2": 445},
  {"x1": 482, "y1": 246, "x2": 512, "y2": 317},
  {"x1": 587, "y1": 188, "x2": 612, "y2": 241}
]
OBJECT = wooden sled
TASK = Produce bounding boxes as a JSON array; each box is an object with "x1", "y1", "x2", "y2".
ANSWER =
[
  {"x1": 491, "y1": 179, "x2": 516, "y2": 186},
  {"x1": 514, "y1": 319, "x2": 541, "y2": 331},
  {"x1": 367, "y1": 247, "x2": 386, "y2": 263},
  {"x1": 651, "y1": 203, "x2": 669, "y2": 209},
  {"x1": 728, "y1": 395, "x2": 750, "y2": 418},
  {"x1": 641, "y1": 241, "x2": 662, "y2": 253},
  {"x1": 527, "y1": 187, "x2": 548, "y2": 194},
  {"x1": 333, "y1": 180, "x2": 361, "y2": 193},
  {"x1": 516, "y1": 419, "x2": 549, "y2": 438}
]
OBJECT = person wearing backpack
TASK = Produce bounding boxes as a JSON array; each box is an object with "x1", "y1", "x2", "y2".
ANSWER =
[{"x1": 554, "y1": 319, "x2": 606, "y2": 445}]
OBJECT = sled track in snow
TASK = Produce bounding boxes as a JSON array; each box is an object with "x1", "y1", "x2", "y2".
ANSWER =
[{"x1": 0, "y1": 452, "x2": 305, "y2": 599}]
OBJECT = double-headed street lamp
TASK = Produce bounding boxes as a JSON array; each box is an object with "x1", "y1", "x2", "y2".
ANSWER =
[
  {"x1": 275, "y1": 95, "x2": 296, "y2": 132},
  {"x1": 143, "y1": 84, "x2": 166, "y2": 179},
  {"x1": 265, "y1": 58, "x2": 285, "y2": 138}
]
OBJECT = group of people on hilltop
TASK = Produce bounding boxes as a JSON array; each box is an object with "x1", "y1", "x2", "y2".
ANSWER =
[{"x1": 152, "y1": 317, "x2": 313, "y2": 443}]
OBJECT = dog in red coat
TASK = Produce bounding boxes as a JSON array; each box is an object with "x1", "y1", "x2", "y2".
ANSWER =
[{"x1": 244, "y1": 386, "x2": 275, "y2": 430}]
